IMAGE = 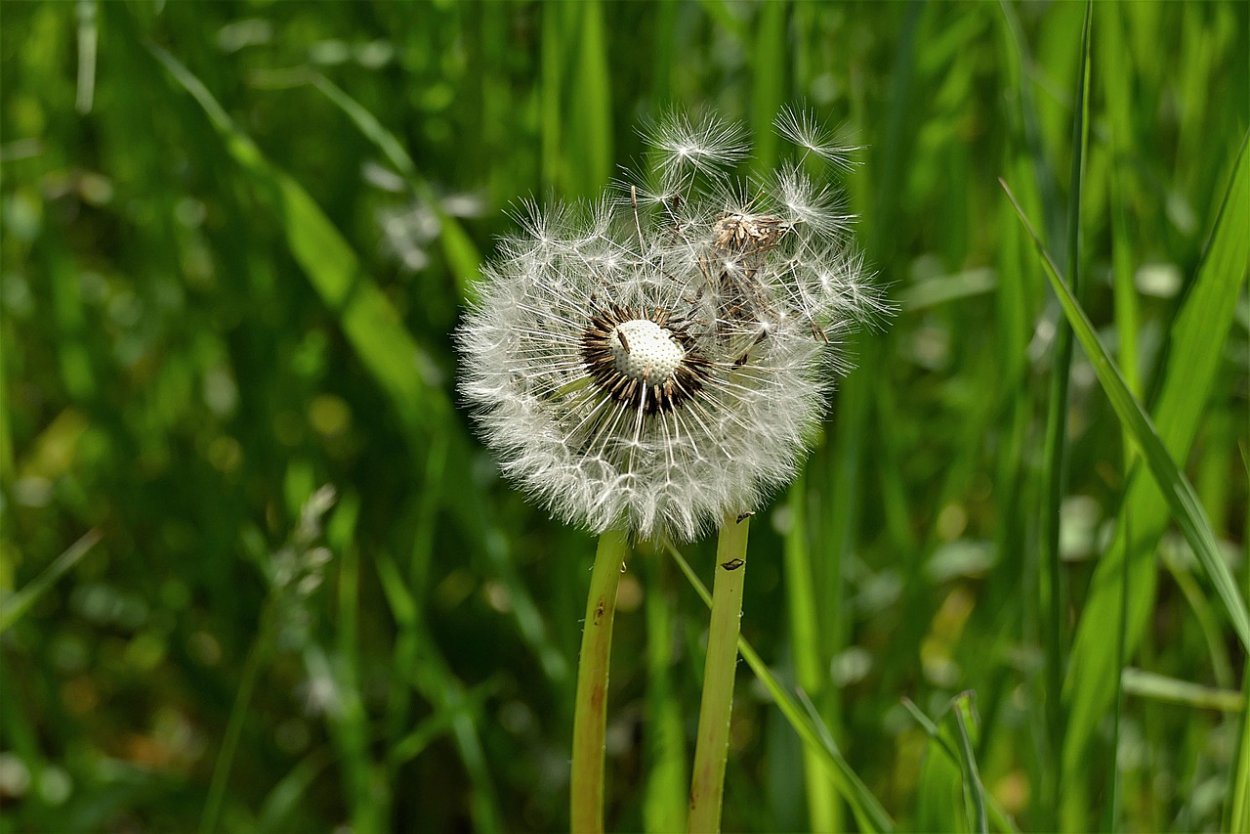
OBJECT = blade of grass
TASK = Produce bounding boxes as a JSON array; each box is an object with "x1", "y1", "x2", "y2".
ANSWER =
[
  {"x1": 901, "y1": 698, "x2": 1021, "y2": 834},
  {"x1": 1001, "y1": 177, "x2": 1250, "y2": 655},
  {"x1": 0, "y1": 529, "x2": 101, "y2": 633},
  {"x1": 996, "y1": 0, "x2": 1062, "y2": 246},
  {"x1": 642, "y1": 547, "x2": 687, "y2": 834},
  {"x1": 74, "y1": 0, "x2": 96, "y2": 114},
  {"x1": 330, "y1": 509, "x2": 387, "y2": 834},
  {"x1": 899, "y1": 267, "x2": 997, "y2": 312},
  {"x1": 308, "y1": 73, "x2": 482, "y2": 301},
  {"x1": 1038, "y1": 7, "x2": 1091, "y2": 824},
  {"x1": 151, "y1": 44, "x2": 569, "y2": 698},
  {"x1": 1102, "y1": 5, "x2": 1140, "y2": 402},
  {"x1": 374, "y1": 550, "x2": 504, "y2": 833},
  {"x1": 783, "y1": 475, "x2": 837, "y2": 833},
  {"x1": 1231, "y1": 666, "x2": 1250, "y2": 832},
  {"x1": 1232, "y1": 450, "x2": 1250, "y2": 833},
  {"x1": 665, "y1": 540, "x2": 894, "y2": 834},
  {"x1": 813, "y1": 361, "x2": 867, "y2": 832},
  {"x1": 149, "y1": 44, "x2": 443, "y2": 438},
  {"x1": 988, "y1": 149, "x2": 1042, "y2": 828},
  {"x1": 387, "y1": 679, "x2": 499, "y2": 767},
  {"x1": 384, "y1": 436, "x2": 448, "y2": 749},
  {"x1": 1162, "y1": 544, "x2": 1236, "y2": 689},
  {"x1": 1101, "y1": 5, "x2": 1138, "y2": 827},
  {"x1": 257, "y1": 748, "x2": 334, "y2": 833},
  {"x1": 1059, "y1": 130, "x2": 1250, "y2": 801},
  {"x1": 568, "y1": 0, "x2": 612, "y2": 197},
  {"x1": 951, "y1": 693, "x2": 988, "y2": 834},
  {"x1": 749, "y1": 0, "x2": 786, "y2": 173},
  {"x1": 1106, "y1": 507, "x2": 1131, "y2": 834},
  {"x1": 201, "y1": 598, "x2": 275, "y2": 834},
  {"x1": 542, "y1": 1, "x2": 612, "y2": 198},
  {"x1": 1120, "y1": 668, "x2": 1244, "y2": 713}
]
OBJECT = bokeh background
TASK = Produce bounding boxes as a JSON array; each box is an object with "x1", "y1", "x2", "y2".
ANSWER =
[{"x1": 2, "y1": 2, "x2": 1247, "y2": 832}]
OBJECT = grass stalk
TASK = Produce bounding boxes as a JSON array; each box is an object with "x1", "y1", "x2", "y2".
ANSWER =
[
  {"x1": 688, "y1": 513, "x2": 751, "y2": 834},
  {"x1": 952, "y1": 694, "x2": 988, "y2": 834},
  {"x1": 571, "y1": 529, "x2": 629, "y2": 833},
  {"x1": 1040, "y1": 5, "x2": 1091, "y2": 824},
  {"x1": 783, "y1": 475, "x2": 836, "y2": 832},
  {"x1": 201, "y1": 601, "x2": 274, "y2": 834},
  {"x1": 642, "y1": 546, "x2": 687, "y2": 833},
  {"x1": 0, "y1": 529, "x2": 101, "y2": 633}
]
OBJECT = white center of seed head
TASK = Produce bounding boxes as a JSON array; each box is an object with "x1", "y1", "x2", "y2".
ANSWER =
[{"x1": 610, "y1": 319, "x2": 684, "y2": 383}]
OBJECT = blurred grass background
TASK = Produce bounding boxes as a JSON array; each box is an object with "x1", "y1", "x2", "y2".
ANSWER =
[{"x1": 2, "y1": 1, "x2": 1248, "y2": 832}]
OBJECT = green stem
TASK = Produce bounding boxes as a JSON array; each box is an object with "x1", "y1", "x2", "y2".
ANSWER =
[
  {"x1": 571, "y1": 529, "x2": 629, "y2": 833},
  {"x1": 784, "y1": 475, "x2": 838, "y2": 832},
  {"x1": 688, "y1": 513, "x2": 751, "y2": 834},
  {"x1": 201, "y1": 600, "x2": 273, "y2": 834}
]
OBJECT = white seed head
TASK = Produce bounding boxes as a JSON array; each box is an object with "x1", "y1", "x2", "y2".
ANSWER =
[{"x1": 458, "y1": 109, "x2": 888, "y2": 541}]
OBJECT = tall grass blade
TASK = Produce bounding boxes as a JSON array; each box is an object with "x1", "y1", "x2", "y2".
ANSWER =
[
  {"x1": 374, "y1": 550, "x2": 505, "y2": 833},
  {"x1": 952, "y1": 693, "x2": 989, "y2": 834},
  {"x1": 1100, "y1": 6, "x2": 1139, "y2": 827},
  {"x1": 1231, "y1": 666, "x2": 1250, "y2": 832},
  {"x1": 1059, "y1": 131, "x2": 1250, "y2": 794},
  {"x1": 784, "y1": 474, "x2": 837, "y2": 832},
  {"x1": 1001, "y1": 177, "x2": 1250, "y2": 654},
  {"x1": 201, "y1": 599, "x2": 275, "y2": 834},
  {"x1": 74, "y1": 0, "x2": 97, "y2": 114},
  {"x1": 149, "y1": 45, "x2": 446, "y2": 438},
  {"x1": 541, "y1": 1, "x2": 612, "y2": 197},
  {"x1": 308, "y1": 73, "x2": 482, "y2": 300},
  {"x1": 642, "y1": 550, "x2": 686, "y2": 834},
  {"x1": 257, "y1": 749, "x2": 333, "y2": 832},
  {"x1": 901, "y1": 698, "x2": 1020, "y2": 834},
  {"x1": 1038, "y1": 5, "x2": 1090, "y2": 822},
  {"x1": 1120, "y1": 668, "x2": 1244, "y2": 712},
  {"x1": 0, "y1": 529, "x2": 101, "y2": 633},
  {"x1": 568, "y1": 0, "x2": 612, "y2": 196},
  {"x1": 750, "y1": 0, "x2": 786, "y2": 172},
  {"x1": 150, "y1": 39, "x2": 569, "y2": 708}
]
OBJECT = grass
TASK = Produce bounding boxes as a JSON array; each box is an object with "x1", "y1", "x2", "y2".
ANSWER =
[{"x1": 1, "y1": 2, "x2": 1247, "y2": 832}]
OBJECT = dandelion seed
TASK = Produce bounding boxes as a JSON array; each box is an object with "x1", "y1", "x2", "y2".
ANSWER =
[
  {"x1": 458, "y1": 110, "x2": 886, "y2": 542},
  {"x1": 774, "y1": 104, "x2": 860, "y2": 170},
  {"x1": 645, "y1": 110, "x2": 749, "y2": 181}
]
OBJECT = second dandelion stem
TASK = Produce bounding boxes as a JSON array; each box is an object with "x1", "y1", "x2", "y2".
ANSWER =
[
  {"x1": 689, "y1": 512, "x2": 751, "y2": 834},
  {"x1": 571, "y1": 529, "x2": 629, "y2": 834}
]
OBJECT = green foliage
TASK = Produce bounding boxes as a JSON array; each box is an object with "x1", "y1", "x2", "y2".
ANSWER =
[{"x1": 2, "y1": 2, "x2": 1246, "y2": 832}]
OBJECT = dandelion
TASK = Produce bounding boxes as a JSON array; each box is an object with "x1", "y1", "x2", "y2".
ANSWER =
[
  {"x1": 459, "y1": 116, "x2": 880, "y2": 544},
  {"x1": 457, "y1": 109, "x2": 883, "y2": 833}
]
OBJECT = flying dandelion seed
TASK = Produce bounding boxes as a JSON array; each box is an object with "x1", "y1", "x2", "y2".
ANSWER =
[{"x1": 458, "y1": 110, "x2": 887, "y2": 542}]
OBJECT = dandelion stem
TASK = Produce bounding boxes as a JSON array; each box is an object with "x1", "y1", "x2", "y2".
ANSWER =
[
  {"x1": 688, "y1": 512, "x2": 751, "y2": 834},
  {"x1": 571, "y1": 529, "x2": 629, "y2": 833}
]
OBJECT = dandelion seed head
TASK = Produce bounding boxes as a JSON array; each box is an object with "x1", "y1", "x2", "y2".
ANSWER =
[{"x1": 458, "y1": 109, "x2": 888, "y2": 541}]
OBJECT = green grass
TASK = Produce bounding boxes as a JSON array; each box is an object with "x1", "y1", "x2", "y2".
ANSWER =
[{"x1": 2, "y1": 2, "x2": 1247, "y2": 832}]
